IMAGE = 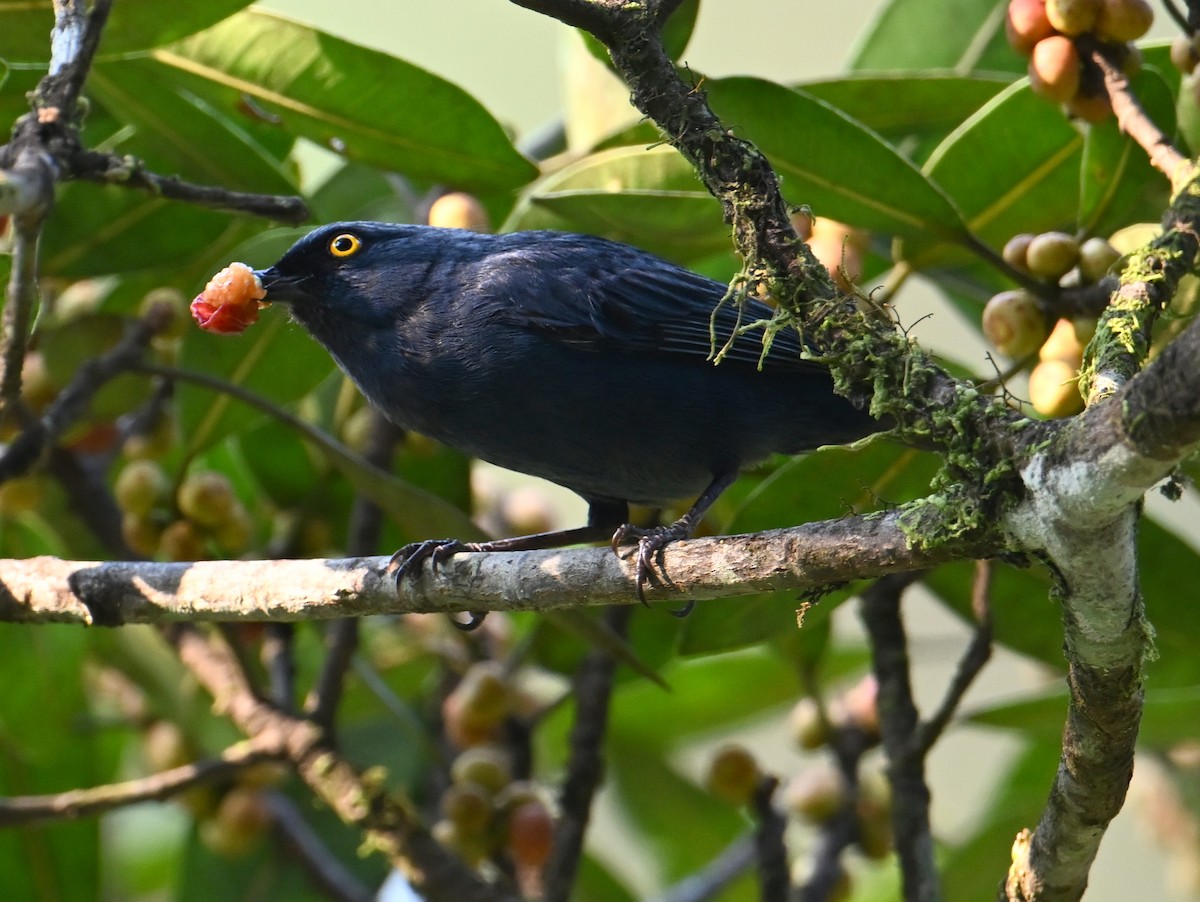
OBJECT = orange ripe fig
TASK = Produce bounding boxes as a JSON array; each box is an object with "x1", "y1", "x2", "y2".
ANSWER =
[
  {"x1": 1007, "y1": 0, "x2": 1056, "y2": 55},
  {"x1": 191, "y1": 262, "x2": 267, "y2": 334},
  {"x1": 1029, "y1": 36, "x2": 1082, "y2": 103}
]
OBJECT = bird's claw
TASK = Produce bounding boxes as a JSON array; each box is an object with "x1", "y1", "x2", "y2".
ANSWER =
[
  {"x1": 610, "y1": 523, "x2": 691, "y2": 608},
  {"x1": 388, "y1": 538, "x2": 474, "y2": 584},
  {"x1": 388, "y1": 539, "x2": 488, "y2": 631}
]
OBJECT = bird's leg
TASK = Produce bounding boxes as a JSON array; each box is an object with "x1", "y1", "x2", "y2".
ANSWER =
[
  {"x1": 611, "y1": 470, "x2": 739, "y2": 609},
  {"x1": 389, "y1": 500, "x2": 629, "y2": 630}
]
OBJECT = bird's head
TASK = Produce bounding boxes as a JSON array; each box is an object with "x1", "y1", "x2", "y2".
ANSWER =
[{"x1": 254, "y1": 221, "x2": 430, "y2": 322}]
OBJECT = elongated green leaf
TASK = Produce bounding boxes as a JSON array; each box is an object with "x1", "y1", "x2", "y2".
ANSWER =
[
  {"x1": 801, "y1": 72, "x2": 1012, "y2": 163},
  {"x1": 506, "y1": 145, "x2": 728, "y2": 261},
  {"x1": 41, "y1": 186, "x2": 255, "y2": 279},
  {"x1": 157, "y1": 10, "x2": 536, "y2": 192},
  {"x1": 88, "y1": 58, "x2": 296, "y2": 194},
  {"x1": 0, "y1": 0, "x2": 253, "y2": 60},
  {"x1": 900, "y1": 79, "x2": 1084, "y2": 268},
  {"x1": 705, "y1": 76, "x2": 968, "y2": 240},
  {"x1": 969, "y1": 685, "x2": 1200, "y2": 747},
  {"x1": 850, "y1": 0, "x2": 1021, "y2": 75}
]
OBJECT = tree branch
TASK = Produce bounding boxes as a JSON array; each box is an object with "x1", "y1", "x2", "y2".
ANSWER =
[
  {"x1": 860, "y1": 572, "x2": 940, "y2": 902},
  {"x1": 544, "y1": 606, "x2": 630, "y2": 902},
  {"x1": 0, "y1": 737, "x2": 281, "y2": 826},
  {"x1": 0, "y1": 508, "x2": 997, "y2": 626},
  {"x1": 169, "y1": 624, "x2": 517, "y2": 902}
]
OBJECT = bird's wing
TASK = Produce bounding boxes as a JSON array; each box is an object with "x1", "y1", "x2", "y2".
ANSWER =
[{"x1": 478, "y1": 239, "x2": 827, "y2": 374}]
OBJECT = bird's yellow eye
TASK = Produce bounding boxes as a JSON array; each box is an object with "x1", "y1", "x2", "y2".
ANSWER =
[{"x1": 328, "y1": 233, "x2": 362, "y2": 258}]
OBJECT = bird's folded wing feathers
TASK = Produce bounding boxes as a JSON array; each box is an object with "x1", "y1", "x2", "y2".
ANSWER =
[{"x1": 483, "y1": 246, "x2": 828, "y2": 374}]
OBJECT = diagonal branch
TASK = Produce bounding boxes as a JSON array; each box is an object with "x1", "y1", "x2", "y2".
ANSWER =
[{"x1": 168, "y1": 623, "x2": 518, "y2": 902}]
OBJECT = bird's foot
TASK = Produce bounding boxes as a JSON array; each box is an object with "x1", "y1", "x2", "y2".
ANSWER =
[
  {"x1": 388, "y1": 539, "x2": 488, "y2": 631},
  {"x1": 610, "y1": 523, "x2": 694, "y2": 616}
]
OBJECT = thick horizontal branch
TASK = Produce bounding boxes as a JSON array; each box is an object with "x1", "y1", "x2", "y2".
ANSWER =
[{"x1": 0, "y1": 510, "x2": 997, "y2": 626}]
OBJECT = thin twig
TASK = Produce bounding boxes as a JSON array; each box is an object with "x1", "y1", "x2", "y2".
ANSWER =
[
  {"x1": 751, "y1": 775, "x2": 788, "y2": 902},
  {"x1": 0, "y1": 306, "x2": 172, "y2": 482},
  {"x1": 168, "y1": 623, "x2": 517, "y2": 902},
  {"x1": 0, "y1": 738, "x2": 282, "y2": 826},
  {"x1": 74, "y1": 151, "x2": 310, "y2": 224},
  {"x1": 859, "y1": 571, "x2": 941, "y2": 902},
  {"x1": 1083, "y1": 37, "x2": 1188, "y2": 185},
  {"x1": 0, "y1": 194, "x2": 47, "y2": 417},
  {"x1": 543, "y1": 605, "x2": 631, "y2": 902}
]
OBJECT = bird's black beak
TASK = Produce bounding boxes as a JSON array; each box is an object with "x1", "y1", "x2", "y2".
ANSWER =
[{"x1": 254, "y1": 267, "x2": 310, "y2": 305}]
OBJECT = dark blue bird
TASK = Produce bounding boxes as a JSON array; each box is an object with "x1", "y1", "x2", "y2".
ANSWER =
[{"x1": 255, "y1": 221, "x2": 880, "y2": 607}]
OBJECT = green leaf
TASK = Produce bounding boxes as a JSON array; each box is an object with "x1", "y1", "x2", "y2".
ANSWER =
[
  {"x1": 0, "y1": 626, "x2": 117, "y2": 902},
  {"x1": 0, "y1": 0, "x2": 253, "y2": 61},
  {"x1": 1078, "y1": 67, "x2": 1174, "y2": 237},
  {"x1": 157, "y1": 10, "x2": 536, "y2": 192},
  {"x1": 850, "y1": 0, "x2": 1022, "y2": 75},
  {"x1": 968, "y1": 685, "x2": 1200, "y2": 747},
  {"x1": 178, "y1": 308, "x2": 337, "y2": 455},
  {"x1": 801, "y1": 72, "x2": 1012, "y2": 164},
  {"x1": 704, "y1": 76, "x2": 968, "y2": 240},
  {"x1": 88, "y1": 58, "x2": 296, "y2": 195},
  {"x1": 41, "y1": 185, "x2": 264, "y2": 280},
  {"x1": 505, "y1": 145, "x2": 729, "y2": 262},
  {"x1": 900, "y1": 79, "x2": 1084, "y2": 268}
]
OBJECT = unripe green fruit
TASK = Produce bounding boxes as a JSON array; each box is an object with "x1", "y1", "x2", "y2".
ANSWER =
[
  {"x1": 122, "y1": 512, "x2": 164, "y2": 559},
  {"x1": 1026, "y1": 231, "x2": 1080, "y2": 280},
  {"x1": 982, "y1": 290, "x2": 1050, "y2": 358},
  {"x1": 142, "y1": 720, "x2": 191, "y2": 772},
  {"x1": 451, "y1": 745, "x2": 513, "y2": 794},
  {"x1": 1029, "y1": 36, "x2": 1082, "y2": 104},
  {"x1": 428, "y1": 192, "x2": 491, "y2": 232},
  {"x1": 1045, "y1": 0, "x2": 1100, "y2": 34},
  {"x1": 212, "y1": 503, "x2": 253, "y2": 554},
  {"x1": 0, "y1": 476, "x2": 45, "y2": 515},
  {"x1": 1001, "y1": 233, "x2": 1036, "y2": 271},
  {"x1": 1171, "y1": 35, "x2": 1199, "y2": 75},
  {"x1": 441, "y1": 782, "x2": 494, "y2": 835},
  {"x1": 158, "y1": 519, "x2": 208, "y2": 561},
  {"x1": 114, "y1": 459, "x2": 169, "y2": 517},
  {"x1": 140, "y1": 287, "x2": 190, "y2": 340},
  {"x1": 453, "y1": 662, "x2": 511, "y2": 725},
  {"x1": 1077, "y1": 236, "x2": 1121, "y2": 283},
  {"x1": 704, "y1": 743, "x2": 760, "y2": 806},
  {"x1": 789, "y1": 697, "x2": 831, "y2": 750},
  {"x1": 200, "y1": 787, "x2": 271, "y2": 858},
  {"x1": 1095, "y1": 0, "x2": 1153, "y2": 43},
  {"x1": 177, "y1": 471, "x2": 236, "y2": 529},
  {"x1": 432, "y1": 818, "x2": 492, "y2": 866},
  {"x1": 785, "y1": 765, "x2": 847, "y2": 824}
]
